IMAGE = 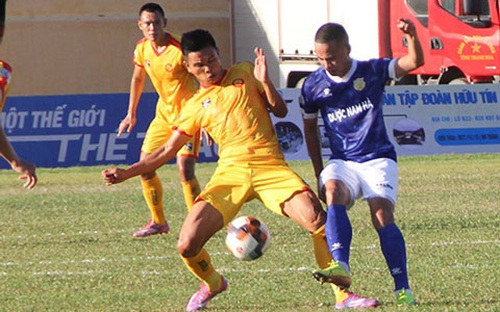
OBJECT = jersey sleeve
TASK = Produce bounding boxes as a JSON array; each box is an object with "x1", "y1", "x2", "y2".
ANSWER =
[
  {"x1": 132, "y1": 39, "x2": 146, "y2": 67},
  {"x1": 300, "y1": 75, "x2": 319, "y2": 119},
  {"x1": 174, "y1": 99, "x2": 201, "y2": 137}
]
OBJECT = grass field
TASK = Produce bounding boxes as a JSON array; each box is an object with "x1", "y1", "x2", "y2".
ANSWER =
[{"x1": 1, "y1": 154, "x2": 499, "y2": 312}]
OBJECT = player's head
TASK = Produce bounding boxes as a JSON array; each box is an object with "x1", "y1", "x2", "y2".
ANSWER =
[
  {"x1": 138, "y1": 3, "x2": 167, "y2": 42},
  {"x1": 314, "y1": 23, "x2": 352, "y2": 77},
  {"x1": 181, "y1": 29, "x2": 224, "y2": 87}
]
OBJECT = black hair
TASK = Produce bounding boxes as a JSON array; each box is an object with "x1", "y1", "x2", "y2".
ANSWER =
[
  {"x1": 139, "y1": 2, "x2": 165, "y2": 18},
  {"x1": 181, "y1": 29, "x2": 218, "y2": 56},
  {"x1": 315, "y1": 23, "x2": 349, "y2": 44}
]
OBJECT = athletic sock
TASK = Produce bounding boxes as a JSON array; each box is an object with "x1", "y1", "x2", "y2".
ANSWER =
[
  {"x1": 181, "y1": 248, "x2": 222, "y2": 291},
  {"x1": 311, "y1": 224, "x2": 334, "y2": 269},
  {"x1": 141, "y1": 175, "x2": 165, "y2": 225},
  {"x1": 330, "y1": 284, "x2": 349, "y2": 303},
  {"x1": 181, "y1": 178, "x2": 201, "y2": 210},
  {"x1": 378, "y1": 223, "x2": 410, "y2": 291},
  {"x1": 325, "y1": 204, "x2": 352, "y2": 269}
]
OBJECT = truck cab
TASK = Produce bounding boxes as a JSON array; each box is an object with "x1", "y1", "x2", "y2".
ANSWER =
[{"x1": 391, "y1": 0, "x2": 500, "y2": 84}]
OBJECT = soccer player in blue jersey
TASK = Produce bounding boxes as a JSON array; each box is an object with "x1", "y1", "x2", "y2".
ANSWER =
[{"x1": 301, "y1": 20, "x2": 423, "y2": 309}]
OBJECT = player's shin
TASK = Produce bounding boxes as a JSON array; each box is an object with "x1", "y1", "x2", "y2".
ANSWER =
[
  {"x1": 141, "y1": 174, "x2": 166, "y2": 225},
  {"x1": 325, "y1": 204, "x2": 352, "y2": 268},
  {"x1": 378, "y1": 223, "x2": 410, "y2": 292},
  {"x1": 181, "y1": 248, "x2": 223, "y2": 291}
]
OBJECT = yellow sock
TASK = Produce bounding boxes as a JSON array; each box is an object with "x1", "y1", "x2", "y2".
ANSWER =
[
  {"x1": 181, "y1": 178, "x2": 201, "y2": 210},
  {"x1": 331, "y1": 284, "x2": 350, "y2": 303},
  {"x1": 141, "y1": 175, "x2": 165, "y2": 225},
  {"x1": 311, "y1": 224, "x2": 333, "y2": 269},
  {"x1": 181, "y1": 248, "x2": 222, "y2": 291}
]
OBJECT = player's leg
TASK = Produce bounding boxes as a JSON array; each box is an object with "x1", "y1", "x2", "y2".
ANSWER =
[
  {"x1": 312, "y1": 160, "x2": 359, "y2": 285},
  {"x1": 253, "y1": 163, "x2": 349, "y2": 287},
  {"x1": 133, "y1": 116, "x2": 171, "y2": 237},
  {"x1": 362, "y1": 158, "x2": 416, "y2": 306},
  {"x1": 134, "y1": 151, "x2": 169, "y2": 237},
  {"x1": 254, "y1": 163, "x2": 378, "y2": 308},
  {"x1": 178, "y1": 201, "x2": 227, "y2": 312},
  {"x1": 369, "y1": 196, "x2": 416, "y2": 305},
  {"x1": 181, "y1": 163, "x2": 249, "y2": 311},
  {"x1": 176, "y1": 131, "x2": 202, "y2": 210},
  {"x1": 283, "y1": 188, "x2": 380, "y2": 309}
]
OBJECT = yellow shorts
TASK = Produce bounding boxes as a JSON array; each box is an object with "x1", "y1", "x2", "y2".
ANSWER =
[
  {"x1": 197, "y1": 161, "x2": 311, "y2": 225},
  {"x1": 141, "y1": 103, "x2": 200, "y2": 157}
]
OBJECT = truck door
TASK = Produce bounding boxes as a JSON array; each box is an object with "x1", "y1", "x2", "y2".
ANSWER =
[{"x1": 389, "y1": 0, "x2": 442, "y2": 80}]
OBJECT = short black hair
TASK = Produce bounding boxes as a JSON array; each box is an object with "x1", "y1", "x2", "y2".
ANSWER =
[
  {"x1": 181, "y1": 29, "x2": 218, "y2": 56},
  {"x1": 139, "y1": 2, "x2": 165, "y2": 18},
  {"x1": 315, "y1": 23, "x2": 349, "y2": 44}
]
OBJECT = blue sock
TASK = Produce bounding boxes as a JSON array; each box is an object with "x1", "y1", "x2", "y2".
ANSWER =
[
  {"x1": 378, "y1": 223, "x2": 410, "y2": 291},
  {"x1": 325, "y1": 204, "x2": 352, "y2": 266}
]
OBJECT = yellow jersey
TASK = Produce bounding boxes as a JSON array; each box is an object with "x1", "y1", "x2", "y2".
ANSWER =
[
  {"x1": 133, "y1": 33, "x2": 197, "y2": 121},
  {"x1": 176, "y1": 62, "x2": 284, "y2": 164}
]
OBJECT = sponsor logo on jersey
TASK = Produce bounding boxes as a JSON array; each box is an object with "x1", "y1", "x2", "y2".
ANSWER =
[
  {"x1": 327, "y1": 98, "x2": 374, "y2": 123},
  {"x1": 353, "y1": 78, "x2": 366, "y2": 91},
  {"x1": 202, "y1": 98, "x2": 211, "y2": 109}
]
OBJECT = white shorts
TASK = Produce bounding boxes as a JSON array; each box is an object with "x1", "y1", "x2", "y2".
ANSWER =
[{"x1": 320, "y1": 158, "x2": 398, "y2": 209}]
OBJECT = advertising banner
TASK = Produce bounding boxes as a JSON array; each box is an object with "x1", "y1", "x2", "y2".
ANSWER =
[
  {"x1": 1, "y1": 84, "x2": 499, "y2": 168},
  {"x1": 274, "y1": 84, "x2": 500, "y2": 160},
  {"x1": 0, "y1": 93, "x2": 218, "y2": 168}
]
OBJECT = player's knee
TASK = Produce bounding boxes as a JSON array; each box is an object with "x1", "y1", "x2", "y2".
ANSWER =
[
  {"x1": 177, "y1": 236, "x2": 200, "y2": 258},
  {"x1": 324, "y1": 181, "x2": 351, "y2": 205}
]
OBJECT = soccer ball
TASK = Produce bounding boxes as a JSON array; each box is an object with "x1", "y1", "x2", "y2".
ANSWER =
[{"x1": 225, "y1": 216, "x2": 271, "y2": 261}]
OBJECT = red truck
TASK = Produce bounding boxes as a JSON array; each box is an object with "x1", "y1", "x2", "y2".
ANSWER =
[
  {"x1": 231, "y1": 0, "x2": 500, "y2": 87},
  {"x1": 388, "y1": 0, "x2": 500, "y2": 84}
]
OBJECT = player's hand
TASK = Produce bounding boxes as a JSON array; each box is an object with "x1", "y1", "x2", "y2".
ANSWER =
[
  {"x1": 117, "y1": 114, "x2": 136, "y2": 137},
  {"x1": 397, "y1": 18, "x2": 416, "y2": 37},
  {"x1": 102, "y1": 168, "x2": 126, "y2": 185},
  {"x1": 11, "y1": 159, "x2": 37, "y2": 189},
  {"x1": 253, "y1": 47, "x2": 269, "y2": 84}
]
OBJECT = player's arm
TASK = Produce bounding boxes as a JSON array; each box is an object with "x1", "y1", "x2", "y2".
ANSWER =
[
  {"x1": 394, "y1": 18, "x2": 424, "y2": 79},
  {"x1": 303, "y1": 117, "x2": 324, "y2": 179},
  {"x1": 303, "y1": 116, "x2": 326, "y2": 201},
  {"x1": 253, "y1": 47, "x2": 287, "y2": 118},
  {"x1": 0, "y1": 126, "x2": 37, "y2": 189},
  {"x1": 103, "y1": 130, "x2": 191, "y2": 185},
  {"x1": 118, "y1": 64, "x2": 146, "y2": 136}
]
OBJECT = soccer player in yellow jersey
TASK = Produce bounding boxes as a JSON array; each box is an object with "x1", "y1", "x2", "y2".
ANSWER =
[
  {"x1": 103, "y1": 29, "x2": 366, "y2": 311},
  {"x1": 0, "y1": 0, "x2": 37, "y2": 189},
  {"x1": 118, "y1": 3, "x2": 201, "y2": 237}
]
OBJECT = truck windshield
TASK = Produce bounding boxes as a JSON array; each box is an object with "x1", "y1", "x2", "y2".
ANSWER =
[
  {"x1": 407, "y1": 0, "x2": 429, "y2": 27},
  {"x1": 440, "y1": 0, "x2": 492, "y2": 28}
]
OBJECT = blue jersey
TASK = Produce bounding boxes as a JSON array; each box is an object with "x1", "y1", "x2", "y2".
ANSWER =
[{"x1": 301, "y1": 58, "x2": 397, "y2": 163}]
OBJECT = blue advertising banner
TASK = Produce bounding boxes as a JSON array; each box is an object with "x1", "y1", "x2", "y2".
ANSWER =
[{"x1": 0, "y1": 93, "x2": 219, "y2": 168}]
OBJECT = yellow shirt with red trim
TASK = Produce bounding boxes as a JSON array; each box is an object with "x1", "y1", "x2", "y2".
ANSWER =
[
  {"x1": 133, "y1": 33, "x2": 197, "y2": 122},
  {"x1": 176, "y1": 62, "x2": 284, "y2": 164}
]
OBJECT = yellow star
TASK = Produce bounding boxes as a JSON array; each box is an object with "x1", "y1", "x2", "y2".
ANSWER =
[{"x1": 471, "y1": 43, "x2": 481, "y2": 53}]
